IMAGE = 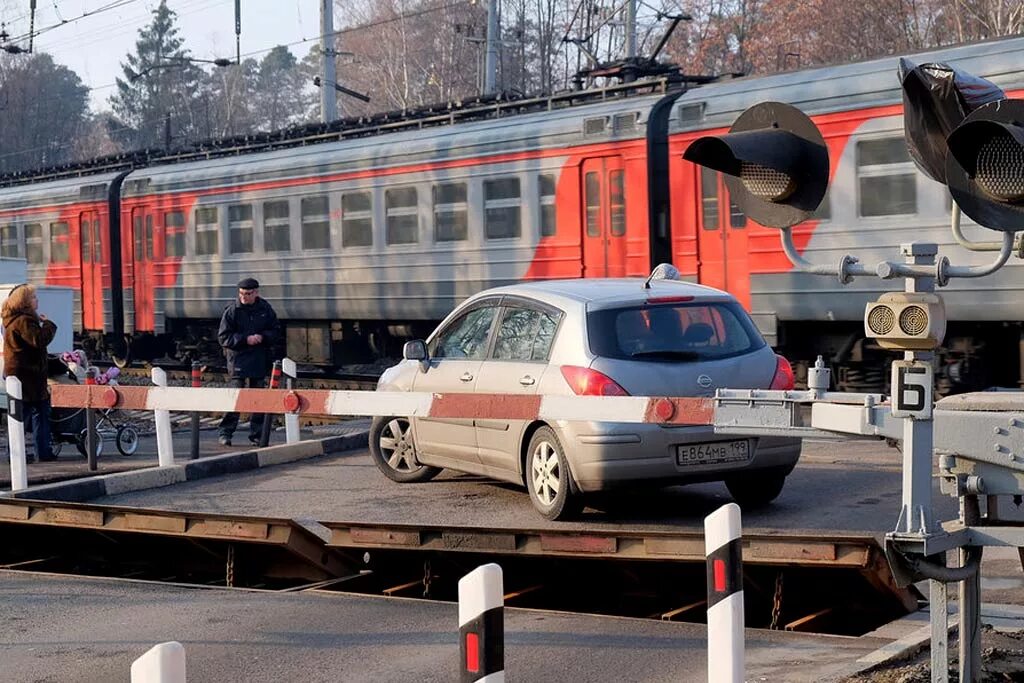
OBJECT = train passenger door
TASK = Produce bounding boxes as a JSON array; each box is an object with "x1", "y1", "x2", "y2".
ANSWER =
[
  {"x1": 696, "y1": 168, "x2": 751, "y2": 309},
  {"x1": 131, "y1": 208, "x2": 155, "y2": 331},
  {"x1": 581, "y1": 156, "x2": 628, "y2": 277},
  {"x1": 79, "y1": 211, "x2": 104, "y2": 330}
]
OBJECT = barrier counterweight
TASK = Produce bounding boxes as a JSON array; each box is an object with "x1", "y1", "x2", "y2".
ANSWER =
[
  {"x1": 130, "y1": 641, "x2": 186, "y2": 683},
  {"x1": 705, "y1": 503, "x2": 744, "y2": 683},
  {"x1": 458, "y1": 563, "x2": 504, "y2": 682}
]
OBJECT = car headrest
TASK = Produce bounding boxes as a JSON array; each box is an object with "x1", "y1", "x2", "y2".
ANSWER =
[{"x1": 683, "y1": 322, "x2": 714, "y2": 345}]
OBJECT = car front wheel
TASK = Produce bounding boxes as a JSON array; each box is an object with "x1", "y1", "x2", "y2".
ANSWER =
[
  {"x1": 526, "y1": 426, "x2": 582, "y2": 521},
  {"x1": 369, "y1": 416, "x2": 441, "y2": 483},
  {"x1": 725, "y1": 468, "x2": 787, "y2": 507}
]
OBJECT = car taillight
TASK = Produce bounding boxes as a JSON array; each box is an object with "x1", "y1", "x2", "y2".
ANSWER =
[
  {"x1": 770, "y1": 354, "x2": 795, "y2": 391},
  {"x1": 560, "y1": 366, "x2": 630, "y2": 396}
]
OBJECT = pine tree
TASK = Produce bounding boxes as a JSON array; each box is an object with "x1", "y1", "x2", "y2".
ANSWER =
[{"x1": 109, "y1": 0, "x2": 203, "y2": 149}]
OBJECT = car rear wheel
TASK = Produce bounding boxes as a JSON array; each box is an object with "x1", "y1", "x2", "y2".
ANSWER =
[
  {"x1": 725, "y1": 468, "x2": 787, "y2": 507},
  {"x1": 526, "y1": 426, "x2": 582, "y2": 521},
  {"x1": 369, "y1": 416, "x2": 441, "y2": 483}
]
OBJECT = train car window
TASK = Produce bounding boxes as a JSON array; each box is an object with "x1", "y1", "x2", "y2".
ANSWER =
[
  {"x1": 164, "y1": 211, "x2": 186, "y2": 257},
  {"x1": 609, "y1": 170, "x2": 626, "y2": 236},
  {"x1": 228, "y1": 204, "x2": 254, "y2": 254},
  {"x1": 341, "y1": 193, "x2": 372, "y2": 247},
  {"x1": 80, "y1": 221, "x2": 91, "y2": 263},
  {"x1": 49, "y1": 222, "x2": 69, "y2": 263},
  {"x1": 538, "y1": 174, "x2": 556, "y2": 237},
  {"x1": 263, "y1": 201, "x2": 291, "y2": 252},
  {"x1": 0, "y1": 224, "x2": 18, "y2": 258},
  {"x1": 24, "y1": 224, "x2": 43, "y2": 264},
  {"x1": 729, "y1": 201, "x2": 746, "y2": 228},
  {"x1": 584, "y1": 172, "x2": 600, "y2": 237},
  {"x1": 133, "y1": 215, "x2": 144, "y2": 258},
  {"x1": 857, "y1": 138, "x2": 917, "y2": 217},
  {"x1": 145, "y1": 215, "x2": 154, "y2": 259},
  {"x1": 700, "y1": 167, "x2": 719, "y2": 230},
  {"x1": 385, "y1": 187, "x2": 419, "y2": 245},
  {"x1": 433, "y1": 182, "x2": 468, "y2": 242},
  {"x1": 484, "y1": 177, "x2": 522, "y2": 240},
  {"x1": 195, "y1": 207, "x2": 219, "y2": 256},
  {"x1": 301, "y1": 196, "x2": 331, "y2": 250}
]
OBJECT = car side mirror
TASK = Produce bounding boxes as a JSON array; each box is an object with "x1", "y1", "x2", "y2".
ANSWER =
[{"x1": 403, "y1": 340, "x2": 429, "y2": 371}]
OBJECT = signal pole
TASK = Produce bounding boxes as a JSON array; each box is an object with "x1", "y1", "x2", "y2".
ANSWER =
[
  {"x1": 625, "y1": 0, "x2": 637, "y2": 59},
  {"x1": 483, "y1": 0, "x2": 499, "y2": 95},
  {"x1": 234, "y1": 0, "x2": 241, "y2": 64},
  {"x1": 320, "y1": 0, "x2": 338, "y2": 122}
]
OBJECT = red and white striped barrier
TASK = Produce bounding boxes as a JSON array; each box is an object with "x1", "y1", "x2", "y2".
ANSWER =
[
  {"x1": 705, "y1": 503, "x2": 744, "y2": 683},
  {"x1": 130, "y1": 641, "x2": 186, "y2": 683},
  {"x1": 50, "y1": 384, "x2": 714, "y2": 426},
  {"x1": 458, "y1": 563, "x2": 504, "y2": 682}
]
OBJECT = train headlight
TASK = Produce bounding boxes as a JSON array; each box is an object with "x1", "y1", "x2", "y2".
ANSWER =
[
  {"x1": 864, "y1": 293, "x2": 946, "y2": 351},
  {"x1": 683, "y1": 102, "x2": 829, "y2": 228},
  {"x1": 946, "y1": 99, "x2": 1024, "y2": 232}
]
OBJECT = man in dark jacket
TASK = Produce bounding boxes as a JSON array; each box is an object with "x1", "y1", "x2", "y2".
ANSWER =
[{"x1": 217, "y1": 278, "x2": 280, "y2": 446}]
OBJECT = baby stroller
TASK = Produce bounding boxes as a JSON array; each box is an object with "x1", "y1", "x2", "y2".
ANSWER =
[{"x1": 48, "y1": 355, "x2": 140, "y2": 457}]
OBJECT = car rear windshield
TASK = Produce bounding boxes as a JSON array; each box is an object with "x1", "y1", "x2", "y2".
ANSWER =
[{"x1": 587, "y1": 301, "x2": 766, "y2": 362}]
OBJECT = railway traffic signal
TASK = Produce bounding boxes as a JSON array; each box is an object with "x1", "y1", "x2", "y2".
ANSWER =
[
  {"x1": 682, "y1": 101, "x2": 829, "y2": 228},
  {"x1": 946, "y1": 99, "x2": 1024, "y2": 232}
]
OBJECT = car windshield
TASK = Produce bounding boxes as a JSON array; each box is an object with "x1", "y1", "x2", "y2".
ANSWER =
[{"x1": 587, "y1": 301, "x2": 765, "y2": 362}]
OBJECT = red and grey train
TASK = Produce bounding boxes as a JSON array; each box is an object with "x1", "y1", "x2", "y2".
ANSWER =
[{"x1": 0, "y1": 36, "x2": 1022, "y2": 391}]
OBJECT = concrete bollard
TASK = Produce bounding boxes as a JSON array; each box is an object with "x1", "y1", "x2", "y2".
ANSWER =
[
  {"x1": 458, "y1": 563, "x2": 504, "y2": 682},
  {"x1": 130, "y1": 641, "x2": 186, "y2": 683},
  {"x1": 151, "y1": 367, "x2": 174, "y2": 467},
  {"x1": 705, "y1": 503, "x2": 745, "y2": 683},
  {"x1": 5, "y1": 376, "x2": 27, "y2": 491},
  {"x1": 281, "y1": 358, "x2": 300, "y2": 445}
]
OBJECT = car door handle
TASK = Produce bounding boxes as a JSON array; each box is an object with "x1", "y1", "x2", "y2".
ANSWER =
[
  {"x1": 460, "y1": 373, "x2": 474, "y2": 383},
  {"x1": 519, "y1": 375, "x2": 535, "y2": 386}
]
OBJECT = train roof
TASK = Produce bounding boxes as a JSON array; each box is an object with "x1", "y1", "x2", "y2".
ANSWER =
[
  {"x1": 670, "y1": 35, "x2": 1024, "y2": 133},
  {"x1": 0, "y1": 171, "x2": 121, "y2": 213}
]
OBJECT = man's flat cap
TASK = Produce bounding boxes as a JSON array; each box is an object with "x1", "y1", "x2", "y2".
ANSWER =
[{"x1": 238, "y1": 278, "x2": 260, "y2": 290}]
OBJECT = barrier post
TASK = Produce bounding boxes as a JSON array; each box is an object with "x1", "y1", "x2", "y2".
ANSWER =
[
  {"x1": 705, "y1": 503, "x2": 744, "y2": 683},
  {"x1": 5, "y1": 376, "x2": 28, "y2": 491},
  {"x1": 458, "y1": 563, "x2": 504, "y2": 682},
  {"x1": 259, "y1": 360, "x2": 282, "y2": 448},
  {"x1": 189, "y1": 362, "x2": 202, "y2": 460},
  {"x1": 85, "y1": 368, "x2": 98, "y2": 471},
  {"x1": 151, "y1": 367, "x2": 174, "y2": 467},
  {"x1": 130, "y1": 641, "x2": 186, "y2": 683},
  {"x1": 282, "y1": 357, "x2": 300, "y2": 444}
]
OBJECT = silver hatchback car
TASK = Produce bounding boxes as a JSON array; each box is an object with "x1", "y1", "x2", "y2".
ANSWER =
[{"x1": 370, "y1": 273, "x2": 802, "y2": 520}]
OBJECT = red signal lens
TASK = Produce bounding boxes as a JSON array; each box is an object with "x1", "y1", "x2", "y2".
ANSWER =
[
  {"x1": 560, "y1": 366, "x2": 630, "y2": 396},
  {"x1": 770, "y1": 354, "x2": 795, "y2": 391}
]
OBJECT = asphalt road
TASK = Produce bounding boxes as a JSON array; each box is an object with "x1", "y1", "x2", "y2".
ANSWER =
[
  {"x1": 99, "y1": 437, "x2": 965, "y2": 535},
  {"x1": 0, "y1": 571, "x2": 889, "y2": 683}
]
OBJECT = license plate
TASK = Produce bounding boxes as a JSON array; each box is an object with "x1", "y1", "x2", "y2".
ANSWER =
[{"x1": 676, "y1": 440, "x2": 751, "y2": 466}]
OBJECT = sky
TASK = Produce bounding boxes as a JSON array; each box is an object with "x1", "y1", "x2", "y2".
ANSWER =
[{"x1": 0, "y1": 0, "x2": 321, "y2": 108}]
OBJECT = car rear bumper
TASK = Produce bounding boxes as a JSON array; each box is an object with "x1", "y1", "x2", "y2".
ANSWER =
[{"x1": 556, "y1": 420, "x2": 801, "y2": 493}]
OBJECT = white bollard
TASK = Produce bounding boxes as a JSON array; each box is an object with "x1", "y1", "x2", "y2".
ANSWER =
[
  {"x1": 130, "y1": 641, "x2": 186, "y2": 683},
  {"x1": 151, "y1": 368, "x2": 175, "y2": 467},
  {"x1": 5, "y1": 376, "x2": 27, "y2": 491},
  {"x1": 281, "y1": 357, "x2": 300, "y2": 444},
  {"x1": 705, "y1": 503, "x2": 744, "y2": 683},
  {"x1": 458, "y1": 563, "x2": 505, "y2": 682}
]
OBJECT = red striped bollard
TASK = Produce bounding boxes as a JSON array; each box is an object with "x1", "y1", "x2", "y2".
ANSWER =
[
  {"x1": 258, "y1": 361, "x2": 282, "y2": 448},
  {"x1": 190, "y1": 362, "x2": 202, "y2": 460},
  {"x1": 458, "y1": 563, "x2": 504, "y2": 682},
  {"x1": 705, "y1": 503, "x2": 744, "y2": 683},
  {"x1": 85, "y1": 368, "x2": 99, "y2": 471}
]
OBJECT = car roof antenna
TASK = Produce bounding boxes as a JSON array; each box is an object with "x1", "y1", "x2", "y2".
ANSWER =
[{"x1": 645, "y1": 263, "x2": 682, "y2": 288}]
